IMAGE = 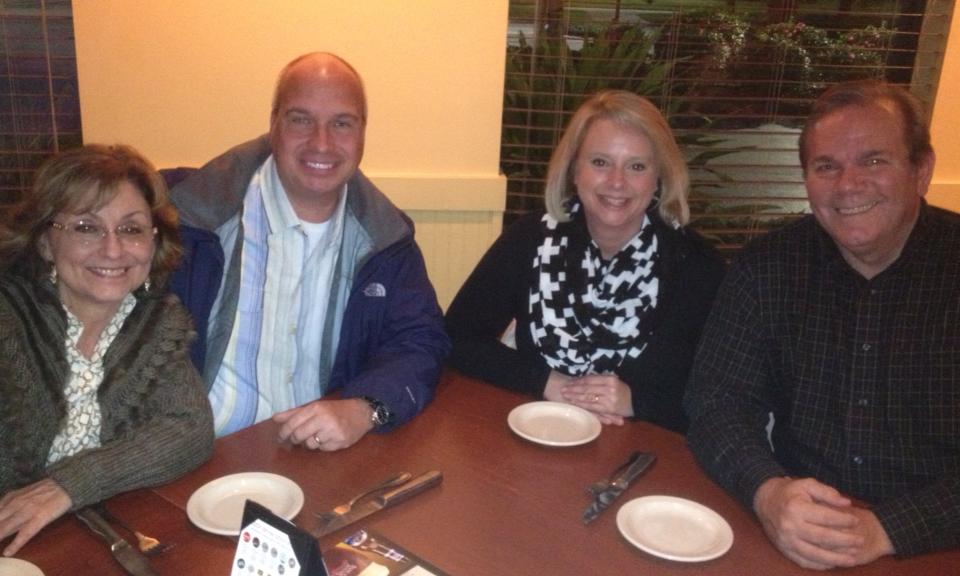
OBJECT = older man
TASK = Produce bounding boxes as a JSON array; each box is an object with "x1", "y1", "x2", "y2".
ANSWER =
[
  {"x1": 170, "y1": 52, "x2": 448, "y2": 450},
  {"x1": 684, "y1": 80, "x2": 959, "y2": 569}
]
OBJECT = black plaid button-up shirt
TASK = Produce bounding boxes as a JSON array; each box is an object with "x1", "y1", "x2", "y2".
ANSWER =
[{"x1": 684, "y1": 203, "x2": 960, "y2": 556}]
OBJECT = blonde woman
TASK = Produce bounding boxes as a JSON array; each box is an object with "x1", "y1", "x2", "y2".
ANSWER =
[{"x1": 446, "y1": 91, "x2": 724, "y2": 432}]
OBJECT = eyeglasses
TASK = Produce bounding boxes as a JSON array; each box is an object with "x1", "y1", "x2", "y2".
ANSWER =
[
  {"x1": 48, "y1": 220, "x2": 157, "y2": 248},
  {"x1": 280, "y1": 111, "x2": 362, "y2": 138}
]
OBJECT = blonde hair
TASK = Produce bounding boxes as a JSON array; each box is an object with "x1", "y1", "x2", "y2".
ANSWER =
[{"x1": 544, "y1": 90, "x2": 689, "y2": 226}]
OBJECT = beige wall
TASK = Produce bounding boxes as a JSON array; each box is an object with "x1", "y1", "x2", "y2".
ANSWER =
[
  {"x1": 929, "y1": 7, "x2": 960, "y2": 213},
  {"x1": 72, "y1": 2, "x2": 959, "y2": 305},
  {"x1": 73, "y1": 1, "x2": 509, "y2": 308}
]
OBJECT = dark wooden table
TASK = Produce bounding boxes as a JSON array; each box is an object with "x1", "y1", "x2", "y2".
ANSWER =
[{"x1": 15, "y1": 371, "x2": 960, "y2": 575}]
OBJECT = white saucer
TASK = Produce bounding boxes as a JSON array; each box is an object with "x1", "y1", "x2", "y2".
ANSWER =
[
  {"x1": 186, "y1": 472, "x2": 304, "y2": 536},
  {"x1": 0, "y1": 558, "x2": 44, "y2": 576},
  {"x1": 507, "y1": 401, "x2": 601, "y2": 447},
  {"x1": 616, "y1": 495, "x2": 733, "y2": 562}
]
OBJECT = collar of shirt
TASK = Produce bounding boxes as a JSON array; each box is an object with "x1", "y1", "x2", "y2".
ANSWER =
[
  {"x1": 62, "y1": 292, "x2": 137, "y2": 362},
  {"x1": 259, "y1": 155, "x2": 349, "y2": 250},
  {"x1": 814, "y1": 200, "x2": 934, "y2": 285}
]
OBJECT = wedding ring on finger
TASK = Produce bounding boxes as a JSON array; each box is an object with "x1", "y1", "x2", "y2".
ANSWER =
[
  {"x1": 313, "y1": 432, "x2": 322, "y2": 448},
  {"x1": 593, "y1": 394, "x2": 600, "y2": 402}
]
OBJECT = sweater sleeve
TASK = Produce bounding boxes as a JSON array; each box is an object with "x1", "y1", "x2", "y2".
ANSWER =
[
  {"x1": 47, "y1": 299, "x2": 214, "y2": 508},
  {"x1": 445, "y1": 215, "x2": 552, "y2": 396}
]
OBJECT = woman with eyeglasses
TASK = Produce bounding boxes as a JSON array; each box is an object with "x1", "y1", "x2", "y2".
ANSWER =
[
  {"x1": 445, "y1": 91, "x2": 725, "y2": 433},
  {"x1": 0, "y1": 144, "x2": 213, "y2": 556}
]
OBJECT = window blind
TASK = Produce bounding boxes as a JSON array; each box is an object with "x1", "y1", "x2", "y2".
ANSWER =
[
  {"x1": 502, "y1": 0, "x2": 953, "y2": 255},
  {"x1": 0, "y1": 0, "x2": 81, "y2": 206}
]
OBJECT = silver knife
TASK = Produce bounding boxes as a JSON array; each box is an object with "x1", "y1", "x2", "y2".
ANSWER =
[
  {"x1": 582, "y1": 451, "x2": 656, "y2": 524},
  {"x1": 76, "y1": 507, "x2": 159, "y2": 576},
  {"x1": 314, "y1": 470, "x2": 443, "y2": 537}
]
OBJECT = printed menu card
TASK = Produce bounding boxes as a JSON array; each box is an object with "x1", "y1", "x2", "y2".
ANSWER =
[{"x1": 323, "y1": 529, "x2": 448, "y2": 576}]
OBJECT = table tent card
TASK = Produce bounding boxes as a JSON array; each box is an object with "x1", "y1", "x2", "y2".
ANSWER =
[{"x1": 232, "y1": 500, "x2": 327, "y2": 576}]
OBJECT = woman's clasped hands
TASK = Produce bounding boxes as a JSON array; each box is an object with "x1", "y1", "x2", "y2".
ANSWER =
[{"x1": 544, "y1": 371, "x2": 633, "y2": 425}]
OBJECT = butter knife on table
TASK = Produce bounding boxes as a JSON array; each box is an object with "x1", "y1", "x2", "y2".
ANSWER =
[
  {"x1": 314, "y1": 470, "x2": 443, "y2": 538},
  {"x1": 582, "y1": 451, "x2": 656, "y2": 524},
  {"x1": 76, "y1": 507, "x2": 159, "y2": 576}
]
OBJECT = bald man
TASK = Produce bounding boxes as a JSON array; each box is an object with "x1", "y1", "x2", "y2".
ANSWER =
[{"x1": 170, "y1": 53, "x2": 448, "y2": 450}]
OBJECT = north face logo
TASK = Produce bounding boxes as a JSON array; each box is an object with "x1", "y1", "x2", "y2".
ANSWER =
[{"x1": 363, "y1": 282, "x2": 386, "y2": 297}]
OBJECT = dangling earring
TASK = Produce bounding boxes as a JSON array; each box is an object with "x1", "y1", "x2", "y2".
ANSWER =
[
  {"x1": 49, "y1": 265, "x2": 57, "y2": 285},
  {"x1": 143, "y1": 279, "x2": 151, "y2": 293}
]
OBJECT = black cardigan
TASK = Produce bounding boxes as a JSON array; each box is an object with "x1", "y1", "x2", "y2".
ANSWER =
[{"x1": 445, "y1": 211, "x2": 725, "y2": 433}]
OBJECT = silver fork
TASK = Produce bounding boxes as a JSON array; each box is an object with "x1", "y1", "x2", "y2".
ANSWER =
[
  {"x1": 94, "y1": 503, "x2": 174, "y2": 556},
  {"x1": 315, "y1": 472, "x2": 412, "y2": 524}
]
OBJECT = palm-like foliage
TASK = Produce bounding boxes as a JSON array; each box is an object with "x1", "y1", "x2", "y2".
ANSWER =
[{"x1": 501, "y1": 24, "x2": 673, "y2": 216}]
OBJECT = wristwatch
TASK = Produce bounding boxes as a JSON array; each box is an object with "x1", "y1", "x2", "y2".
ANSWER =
[{"x1": 361, "y1": 396, "x2": 392, "y2": 427}]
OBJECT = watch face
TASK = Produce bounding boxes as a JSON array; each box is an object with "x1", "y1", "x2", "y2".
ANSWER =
[{"x1": 364, "y1": 397, "x2": 391, "y2": 426}]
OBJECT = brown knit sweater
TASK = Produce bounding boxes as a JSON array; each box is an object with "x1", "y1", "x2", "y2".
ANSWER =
[{"x1": 0, "y1": 272, "x2": 214, "y2": 508}]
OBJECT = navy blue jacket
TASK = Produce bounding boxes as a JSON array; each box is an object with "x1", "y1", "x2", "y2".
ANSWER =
[{"x1": 166, "y1": 137, "x2": 449, "y2": 430}]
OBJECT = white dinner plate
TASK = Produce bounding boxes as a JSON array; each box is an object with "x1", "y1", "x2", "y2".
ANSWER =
[
  {"x1": 507, "y1": 401, "x2": 601, "y2": 447},
  {"x1": 0, "y1": 558, "x2": 44, "y2": 576},
  {"x1": 186, "y1": 472, "x2": 304, "y2": 536},
  {"x1": 617, "y1": 495, "x2": 733, "y2": 562}
]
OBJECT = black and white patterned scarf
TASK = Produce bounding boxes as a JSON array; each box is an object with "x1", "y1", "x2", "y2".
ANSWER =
[{"x1": 529, "y1": 199, "x2": 659, "y2": 376}]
